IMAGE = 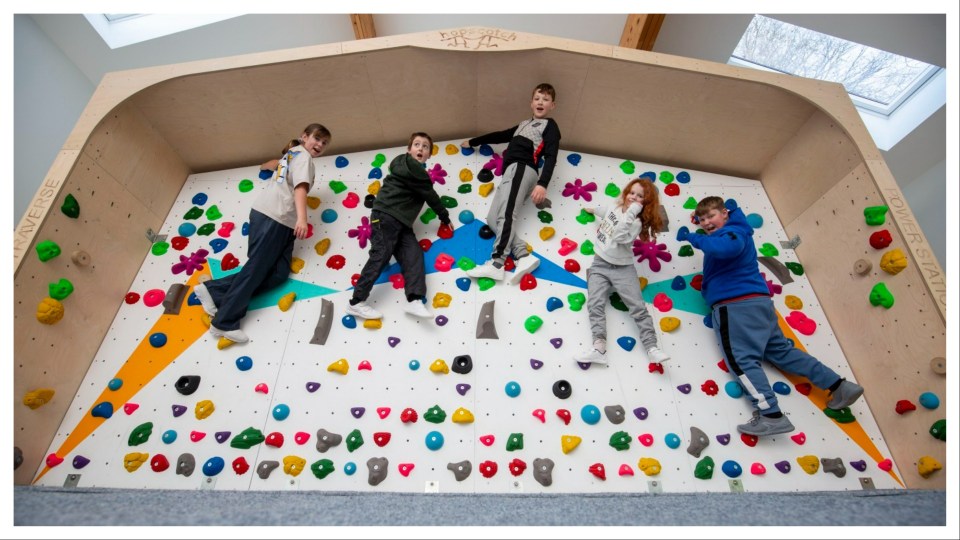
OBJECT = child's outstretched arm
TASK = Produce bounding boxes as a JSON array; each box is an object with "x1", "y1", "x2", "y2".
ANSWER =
[
  {"x1": 292, "y1": 183, "x2": 309, "y2": 239},
  {"x1": 678, "y1": 226, "x2": 744, "y2": 259}
]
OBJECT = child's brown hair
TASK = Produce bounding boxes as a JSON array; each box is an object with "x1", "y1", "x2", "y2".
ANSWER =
[
  {"x1": 694, "y1": 196, "x2": 726, "y2": 217},
  {"x1": 621, "y1": 178, "x2": 663, "y2": 242},
  {"x1": 408, "y1": 131, "x2": 434, "y2": 150},
  {"x1": 532, "y1": 83, "x2": 556, "y2": 101},
  {"x1": 281, "y1": 123, "x2": 332, "y2": 155}
]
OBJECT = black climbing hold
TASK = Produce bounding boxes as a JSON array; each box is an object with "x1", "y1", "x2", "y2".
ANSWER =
[
  {"x1": 452, "y1": 355, "x2": 473, "y2": 375},
  {"x1": 363, "y1": 194, "x2": 376, "y2": 209},
  {"x1": 14, "y1": 447, "x2": 23, "y2": 470},
  {"x1": 478, "y1": 225, "x2": 495, "y2": 240},
  {"x1": 477, "y1": 169, "x2": 494, "y2": 183},
  {"x1": 552, "y1": 380, "x2": 572, "y2": 400},
  {"x1": 175, "y1": 375, "x2": 201, "y2": 396}
]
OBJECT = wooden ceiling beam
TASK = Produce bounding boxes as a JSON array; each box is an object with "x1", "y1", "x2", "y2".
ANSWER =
[
  {"x1": 619, "y1": 14, "x2": 665, "y2": 51},
  {"x1": 350, "y1": 14, "x2": 377, "y2": 40}
]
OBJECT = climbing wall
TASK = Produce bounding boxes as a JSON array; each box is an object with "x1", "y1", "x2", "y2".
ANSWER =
[{"x1": 32, "y1": 140, "x2": 905, "y2": 493}]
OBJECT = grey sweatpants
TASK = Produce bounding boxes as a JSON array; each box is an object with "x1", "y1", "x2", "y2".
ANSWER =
[
  {"x1": 486, "y1": 162, "x2": 539, "y2": 265},
  {"x1": 586, "y1": 256, "x2": 660, "y2": 350}
]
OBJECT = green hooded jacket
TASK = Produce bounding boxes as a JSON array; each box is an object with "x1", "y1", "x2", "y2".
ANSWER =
[{"x1": 372, "y1": 153, "x2": 450, "y2": 227}]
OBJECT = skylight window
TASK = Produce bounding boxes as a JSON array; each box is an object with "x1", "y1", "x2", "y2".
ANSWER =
[{"x1": 84, "y1": 14, "x2": 242, "y2": 49}]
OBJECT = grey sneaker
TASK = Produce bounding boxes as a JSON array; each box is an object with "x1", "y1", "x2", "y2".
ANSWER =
[
  {"x1": 193, "y1": 283, "x2": 218, "y2": 317},
  {"x1": 209, "y1": 325, "x2": 249, "y2": 343},
  {"x1": 646, "y1": 347, "x2": 670, "y2": 364},
  {"x1": 466, "y1": 262, "x2": 505, "y2": 281},
  {"x1": 508, "y1": 255, "x2": 540, "y2": 285},
  {"x1": 574, "y1": 348, "x2": 608, "y2": 366},
  {"x1": 826, "y1": 380, "x2": 864, "y2": 410},
  {"x1": 346, "y1": 301, "x2": 383, "y2": 320},
  {"x1": 737, "y1": 412, "x2": 795, "y2": 436}
]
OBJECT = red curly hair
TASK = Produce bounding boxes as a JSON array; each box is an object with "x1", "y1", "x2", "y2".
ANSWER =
[{"x1": 620, "y1": 178, "x2": 663, "y2": 242}]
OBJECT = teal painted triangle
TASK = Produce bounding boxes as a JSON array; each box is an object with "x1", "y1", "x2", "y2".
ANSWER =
[
  {"x1": 207, "y1": 258, "x2": 339, "y2": 311},
  {"x1": 641, "y1": 272, "x2": 710, "y2": 317}
]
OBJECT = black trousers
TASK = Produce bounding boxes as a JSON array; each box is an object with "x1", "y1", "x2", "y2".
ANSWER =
[{"x1": 351, "y1": 210, "x2": 427, "y2": 303}]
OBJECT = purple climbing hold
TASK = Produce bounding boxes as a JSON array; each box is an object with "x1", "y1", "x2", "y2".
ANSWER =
[
  {"x1": 351, "y1": 407, "x2": 366, "y2": 419},
  {"x1": 633, "y1": 407, "x2": 648, "y2": 420},
  {"x1": 850, "y1": 459, "x2": 868, "y2": 472},
  {"x1": 72, "y1": 455, "x2": 91, "y2": 469},
  {"x1": 306, "y1": 381, "x2": 321, "y2": 393},
  {"x1": 530, "y1": 358, "x2": 544, "y2": 370},
  {"x1": 435, "y1": 315, "x2": 448, "y2": 326},
  {"x1": 576, "y1": 361, "x2": 591, "y2": 371},
  {"x1": 215, "y1": 431, "x2": 231, "y2": 444},
  {"x1": 388, "y1": 337, "x2": 400, "y2": 348},
  {"x1": 550, "y1": 338, "x2": 563, "y2": 349},
  {"x1": 456, "y1": 383, "x2": 471, "y2": 396},
  {"x1": 677, "y1": 383, "x2": 692, "y2": 394},
  {"x1": 716, "y1": 433, "x2": 731, "y2": 445},
  {"x1": 774, "y1": 460, "x2": 792, "y2": 474},
  {"x1": 172, "y1": 404, "x2": 187, "y2": 417}
]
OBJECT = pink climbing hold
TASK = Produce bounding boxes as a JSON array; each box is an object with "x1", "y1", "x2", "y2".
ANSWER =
[
  {"x1": 255, "y1": 383, "x2": 269, "y2": 394},
  {"x1": 398, "y1": 463, "x2": 415, "y2": 477},
  {"x1": 190, "y1": 431, "x2": 206, "y2": 442},
  {"x1": 143, "y1": 289, "x2": 166, "y2": 307},
  {"x1": 434, "y1": 253, "x2": 455, "y2": 272},
  {"x1": 633, "y1": 241, "x2": 672, "y2": 272},
  {"x1": 532, "y1": 409, "x2": 546, "y2": 423},
  {"x1": 217, "y1": 222, "x2": 235, "y2": 238},
  {"x1": 482, "y1": 154, "x2": 503, "y2": 176},
  {"x1": 652, "y1": 293, "x2": 673, "y2": 313},
  {"x1": 637, "y1": 433, "x2": 654, "y2": 447},
  {"x1": 294, "y1": 431, "x2": 310, "y2": 445},
  {"x1": 785, "y1": 311, "x2": 817, "y2": 335},
  {"x1": 348, "y1": 216, "x2": 372, "y2": 248},
  {"x1": 588, "y1": 463, "x2": 606, "y2": 480},
  {"x1": 561, "y1": 178, "x2": 598, "y2": 201},
  {"x1": 790, "y1": 432, "x2": 806, "y2": 445},
  {"x1": 123, "y1": 403, "x2": 139, "y2": 415},
  {"x1": 750, "y1": 463, "x2": 766, "y2": 475},
  {"x1": 342, "y1": 192, "x2": 360, "y2": 209},
  {"x1": 877, "y1": 459, "x2": 893, "y2": 472},
  {"x1": 358, "y1": 360, "x2": 373, "y2": 371},
  {"x1": 376, "y1": 407, "x2": 390, "y2": 419},
  {"x1": 618, "y1": 464, "x2": 634, "y2": 476},
  {"x1": 45, "y1": 453, "x2": 64, "y2": 468},
  {"x1": 428, "y1": 163, "x2": 448, "y2": 184},
  {"x1": 558, "y1": 238, "x2": 578, "y2": 256},
  {"x1": 265, "y1": 432, "x2": 284, "y2": 448},
  {"x1": 479, "y1": 434, "x2": 495, "y2": 446},
  {"x1": 895, "y1": 400, "x2": 916, "y2": 414}
]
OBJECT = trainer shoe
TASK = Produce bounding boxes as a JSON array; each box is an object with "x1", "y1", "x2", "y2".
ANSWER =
[
  {"x1": 646, "y1": 346, "x2": 670, "y2": 364},
  {"x1": 508, "y1": 255, "x2": 540, "y2": 285},
  {"x1": 574, "y1": 348, "x2": 608, "y2": 366},
  {"x1": 346, "y1": 301, "x2": 383, "y2": 320},
  {"x1": 466, "y1": 262, "x2": 505, "y2": 281},
  {"x1": 404, "y1": 300, "x2": 433, "y2": 318},
  {"x1": 209, "y1": 325, "x2": 249, "y2": 344},
  {"x1": 193, "y1": 283, "x2": 218, "y2": 317},
  {"x1": 737, "y1": 411, "x2": 795, "y2": 436},
  {"x1": 826, "y1": 379, "x2": 864, "y2": 410}
]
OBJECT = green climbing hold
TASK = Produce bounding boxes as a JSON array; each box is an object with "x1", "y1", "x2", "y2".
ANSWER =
[
  {"x1": 424, "y1": 405, "x2": 447, "y2": 424},
  {"x1": 457, "y1": 257, "x2": 477, "y2": 271},
  {"x1": 568, "y1": 292, "x2": 586, "y2": 312},
  {"x1": 823, "y1": 407, "x2": 856, "y2": 423},
  {"x1": 183, "y1": 206, "x2": 203, "y2": 220},
  {"x1": 678, "y1": 245, "x2": 694, "y2": 257},
  {"x1": 929, "y1": 419, "x2": 945, "y2": 441},
  {"x1": 575, "y1": 209, "x2": 596, "y2": 225},
  {"x1": 580, "y1": 240, "x2": 595, "y2": 256},
  {"x1": 205, "y1": 205, "x2": 223, "y2": 221},
  {"x1": 477, "y1": 277, "x2": 496, "y2": 291},
  {"x1": 36, "y1": 240, "x2": 62, "y2": 262},
  {"x1": 346, "y1": 428, "x2": 364, "y2": 452},
  {"x1": 869, "y1": 282, "x2": 895, "y2": 309},
  {"x1": 420, "y1": 208, "x2": 437, "y2": 224},
  {"x1": 457, "y1": 184, "x2": 472, "y2": 194},
  {"x1": 151, "y1": 242, "x2": 169, "y2": 256},
  {"x1": 537, "y1": 210, "x2": 553, "y2": 224},
  {"x1": 371, "y1": 153, "x2": 386, "y2": 167},
  {"x1": 609, "y1": 430, "x2": 631, "y2": 451},
  {"x1": 620, "y1": 161, "x2": 636, "y2": 175},
  {"x1": 197, "y1": 223, "x2": 216, "y2": 236},
  {"x1": 329, "y1": 180, "x2": 348, "y2": 194},
  {"x1": 604, "y1": 183, "x2": 621, "y2": 198},
  {"x1": 694, "y1": 456, "x2": 715, "y2": 479},
  {"x1": 230, "y1": 427, "x2": 265, "y2": 449},
  {"x1": 524, "y1": 315, "x2": 544, "y2": 333},
  {"x1": 311, "y1": 458, "x2": 335, "y2": 479},
  {"x1": 609, "y1": 292, "x2": 628, "y2": 312},
  {"x1": 128, "y1": 422, "x2": 153, "y2": 446},
  {"x1": 238, "y1": 179, "x2": 254, "y2": 193},
  {"x1": 864, "y1": 205, "x2": 889, "y2": 226},
  {"x1": 506, "y1": 433, "x2": 524, "y2": 451},
  {"x1": 758, "y1": 243, "x2": 779, "y2": 257},
  {"x1": 659, "y1": 171, "x2": 675, "y2": 184},
  {"x1": 440, "y1": 196, "x2": 458, "y2": 209},
  {"x1": 785, "y1": 262, "x2": 804, "y2": 276},
  {"x1": 682, "y1": 197, "x2": 698, "y2": 210},
  {"x1": 60, "y1": 194, "x2": 80, "y2": 218},
  {"x1": 48, "y1": 278, "x2": 74, "y2": 301}
]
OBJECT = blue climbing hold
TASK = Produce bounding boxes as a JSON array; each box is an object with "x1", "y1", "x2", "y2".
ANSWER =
[
  {"x1": 321, "y1": 209, "x2": 338, "y2": 224},
  {"x1": 617, "y1": 336, "x2": 636, "y2": 352},
  {"x1": 746, "y1": 213, "x2": 764, "y2": 229},
  {"x1": 671, "y1": 276, "x2": 686, "y2": 291},
  {"x1": 425, "y1": 431, "x2": 445, "y2": 451},
  {"x1": 460, "y1": 146, "x2": 474, "y2": 156},
  {"x1": 664, "y1": 433, "x2": 681, "y2": 449},
  {"x1": 567, "y1": 153, "x2": 581, "y2": 166},
  {"x1": 639, "y1": 171, "x2": 656, "y2": 181},
  {"x1": 209, "y1": 238, "x2": 228, "y2": 254},
  {"x1": 580, "y1": 404, "x2": 601, "y2": 425},
  {"x1": 192, "y1": 193, "x2": 208, "y2": 205},
  {"x1": 722, "y1": 460, "x2": 743, "y2": 478},
  {"x1": 546, "y1": 297, "x2": 563, "y2": 312},
  {"x1": 162, "y1": 430, "x2": 177, "y2": 444},
  {"x1": 919, "y1": 392, "x2": 940, "y2": 409},
  {"x1": 178, "y1": 223, "x2": 197, "y2": 237},
  {"x1": 724, "y1": 381, "x2": 744, "y2": 398},
  {"x1": 91, "y1": 401, "x2": 114, "y2": 419},
  {"x1": 149, "y1": 333, "x2": 167, "y2": 348},
  {"x1": 455, "y1": 277, "x2": 471, "y2": 292},
  {"x1": 342, "y1": 315, "x2": 357, "y2": 329},
  {"x1": 409, "y1": 359, "x2": 420, "y2": 371},
  {"x1": 242, "y1": 222, "x2": 249, "y2": 236},
  {"x1": 676, "y1": 171, "x2": 691, "y2": 184},
  {"x1": 202, "y1": 457, "x2": 225, "y2": 477},
  {"x1": 458, "y1": 210, "x2": 475, "y2": 224},
  {"x1": 724, "y1": 198, "x2": 738, "y2": 211},
  {"x1": 272, "y1": 404, "x2": 290, "y2": 421},
  {"x1": 108, "y1": 378, "x2": 123, "y2": 391},
  {"x1": 505, "y1": 381, "x2": 521, "y2": 398},
  {"x1": 478, "y1": 144, "x2": 494, "y2": 156},
  {"x1": 235, "y1": 356, "x2": 253, "y2": 371},
  {"x1": 703, "y1": 315, "x2": 713, "y2": 329},
  {"x1": 368, "y1": 168, "x2": 383, "y2": 179},
  {"x1": 335, "y1": 156, "x2": 349, "y2": 168},
  {"x1": 772, "y1": 381, "x2": 791, "y2": 395},
  {"x1": 258, "y1": 169, "x2": 273, "y2": 180},
  {"x1": 344, "y1": 462, "x2": 357, "y2": 475}
]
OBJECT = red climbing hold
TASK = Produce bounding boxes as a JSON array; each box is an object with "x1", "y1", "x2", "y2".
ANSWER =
[
  {"x1": 508, "y1": 458, "x2": 527, "y2": 476},
  {"x1": 220, "y1": 253, "x2": 240, "y2": 271},
  {"x1": 558, "y1": 238, "x2": 578, "y2": 256},
  {"x1": 232, "y1": 456, "x2": 250, "y2": 475},
  {"x1": 434, "y1": 253, "x2": 455, "y2": 272},
  {"x1": 398, "y1": 463, "x2": 415, "y2": 477},
  {"x1": 265, "y1": 432, "x2": 284, "y2": 448},
  {"x1": 750, "y1": 463, "x2": 766, "y2": 475},
  {"x1": 895, "y1": 400, "x2": 916, "y2": 414},
  {"x1": 143, "y1": 289, "x2": 165, "y2": 307},
  {"x1": 350, "y1": 273, "x2": 361, "y2": 287},
  {"x1": 740, "y1": 433, "x2": 759, "y2": 447},
  {"x1": 124, "y1": 292, "x2": 140, "y2": 304},
  {"x1": 564, "y1": 259, "x2": 581, "y2": 273},
  {"x1": 790, "y1": 432, "x2": 806, "y2": 445},
  {"x1": 532, "y1": 409, "x2": 546, "y2": 423},
  {"x1": 795, "y1": 382, "x2": 812, "y2": 395},
  {"x1": 326, "y1": 254, "x2": 346, "y2": 270},
  {"x1": 648, "y1": 362, "x2": 664, "y2": 374},
  {"x1": 869, "y1": 229, "x2": 892, "y2": 250},
  {"x1": 877, "y1": 459, "x2": 893, "y2": 471},
  {"x1": 479, "y1": 434, "x2": 495, "y2": 446},
  {"x1": 376, "y1": 406, "x2": 390, "y2": 418},
  {"x1": 664, "y1": 183, "x2": 680, "y2": 197},
  {"x1": 419, "y1": 238, "x2": 432, "y2": 252},
  {"x1": 437, "y1": 223, "x2": 453, "y2": 240},
  {"x1": 400, "y1": 408, "x2": 418, "y2": 423},
  {"x1": 518, "y1": 273, "x2": 537, "y2": 291},
  {"x1": 556, "y1": 409, "x2": 572, "y2": 425},
  {"x1": 479, "y1": 460, "x2": 498, "y2": 478},
  {"x1": 690, "y1": 274, "x2": 703, "y2": 291},
  {"x1": 717, "y1": 359, "x2": 729, "y2": 373},
  {"x1": 150, "y1": 454, "x2": 170, "y2": 473},
  {"x1": 389, "y1": 273, "x2": 405, "y2": 289},
  {"x1": 701, "y1": 379, "x2": 719, "y2": 396},
  {"x1": 171, "y1": 236, "x2": 189, "y2": 250},
  {"x1": 342, "y1": 192, "x2": 360, "y2": 209},
  {"x1": 45, "y1": 453, "x2": 64, "y2": 467},
  {"x1": 588, "y1": 463, "x2": 606, "y2": 480},
  {"x1": 374, "y1": 432, "x2": 392, "y2": 447},
  {"x1": 255, "y1": 383, "x2": 269, "y2": 394}
]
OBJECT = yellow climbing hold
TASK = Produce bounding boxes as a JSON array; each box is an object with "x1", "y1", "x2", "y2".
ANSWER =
[
  {"x1": 659, "y1": 317, "x2": 681, "y2": 332},
  {"x1": 917, "y1": 456, "x2": 942, "y2": 478},
  {"x1": 216, "y1": 337, "x2": 235, "y2": 350},
  {"x1": 880, "y1": 248, "x2": 908, "y2": 275},
  {"x1": 452, "y1": 407, "x2": 475, "y2": 424},
  {"x1": 445, "y1": 144, "x2": 459, "y2": 155},
  {"x1": 796, "y1": 455, "x2": 820, "y2": 475},
  {"x1": 283, "y1": 455, "x2": 306, "y2": 477},
  {"x1": 306, "y1": 196, "x2": 321, "y2": 209},
  {"x1": 363, "y1": 319, "x2": 382, "y2": 329},
  {"x1": 327, "y1": 358, "x2": 349, "y2": 374},
  {"x1": 639, "y1": 277, "x2": 648, "y2": 291},
  {"x1": 278, "y1": 292, "x2": 296, "y2": 312},
  {"x1": 479, "y1": 183, "x2": 494, "y2": 198},
  {"x1": 785, "y1": 295, "x2": 803, "y2": 310},
  {"x1": 36, "y1": 297, "x2": 64, "y2": 325},
  {"x1": 430, "y1": 359, "x2": 450, "y2": 374},
  {"x1": 195, "y1": 400, "x2": 215, "y2": 420},
  {"x1": 459, "y1": 168, "x2": 473, "y2": 182},
  {"x1": 23, "y1": 388, "x2": 56, "y2": 409},
  {"x1": 561, "y1": 435, "x2": 582, "y2": 454},
  {"x1": 367, "y1": 180, "x2": 381, "y2": 196},
  {"x1": 431, "y1": 144, "x2": 438, "y2": 156},
  {"x1": 432, "y1": 292, "x2": 452, "y2": 309},
  {"x1": 637, "y1": 457, "x2": 662, "y2": 476},
  {"x1": 124, "y1": 452, "x2": 149, "y2": 472},
  {"x1": 539, "y1": 227, "x2": 555, "y2": 241},
  {"x1": 200, "y1": 312, "x2": 212, "y2": 328},
  {"x1": 290, "y1": 258, "x2": 305, "y2": 274},
  {"x1": 315, "y1": 238, "x2": 331, "y2": 256}
]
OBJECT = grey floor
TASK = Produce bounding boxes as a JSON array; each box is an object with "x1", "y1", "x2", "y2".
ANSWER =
[{"x1": 11, "y1": 486, "x2": 949, "y2": 527}]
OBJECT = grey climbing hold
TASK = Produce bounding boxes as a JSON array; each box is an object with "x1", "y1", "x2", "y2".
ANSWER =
[
  {"x1": 367, "y1": 457, "x2": 389, "y2": 486},
  {"x1": 854, "y1": 259, "x2": 872, "y2": 275},
  {"x1": 687, "y1": 426, "x2": 709, "y2": 458},
  {"x1": 257, "y1": 460, "x2": 280, "y2": 479},
  {"x1": 14, "y1": 447, "x2": 23, "y2": 470},
  {"x1": 163, "y1": 283, "x2": 188, "y2": 315},
  {"x1": 310, "y1": 299, "x2": 335, "y2": 345},
  {"x1": 315, "y1": 429, "x2": 343, "y2": 453},
  {"x1": 603, "y1": 405, "x2": 626, "y2": 425},
  {"x1": 175, "y1": 375, "x2": 201, "y2": 396},
  {"x1": 447, "y1": 460, "x2": 472, "y2": 481},
  {"x1": 931, "y1": 356, "x2": 946, "y2": 376},
  {"x1": 176, "y1": 453, "x2": 196, "y2": 477},
  {"x1": 657, "y1": 205, "x2": 670, "y2": 232},
  {"x1": 476, "y1": 300, "x2": 498, "y2": 339},
  {"x1": 821, "y1": 457, "x2": 846, "y2": 478},
  {"x1": 535, "y1": 198, "x2": 552, "y2": 210},
  {"x1": 758, "y1": 257, "x2": 794, "y2": 286},
  {"x1": 532, "y1": 458, "x2": 555, "y2": 487}
]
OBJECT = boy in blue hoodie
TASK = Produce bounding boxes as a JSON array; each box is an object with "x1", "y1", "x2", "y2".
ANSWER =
[{"x1": 678, "y1": 196, "x2": 864, "y2": 436}]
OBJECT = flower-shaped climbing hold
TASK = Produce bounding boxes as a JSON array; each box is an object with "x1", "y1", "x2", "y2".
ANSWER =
[
  {"x1": 171, "y1": 249, "x2": 210, "y2": 275},
  {"x1": 482, "y1": 153, "x2": 504, "y2": 176},
  {"x1": 428, "y1": 163, "x2": 448, "y2": 185},
  {"x1": 562, "y1": 178, "x2": 598, "y2": 202},
  {"x1": 348, "y1": 216, "x2": 373, "y2": 249},
  {"x1": 633, "y1": 241, "x2": 672, "y2": 272}
]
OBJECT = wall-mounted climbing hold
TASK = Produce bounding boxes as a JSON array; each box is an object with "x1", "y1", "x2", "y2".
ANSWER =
[
  {"x1": 750, "y1": 463, "x2": 766, "y2": 475},
  {"x1": 272, "y1": 404, "x2": 291, "y2": 421},
  {"x1": 151, "y1": 454, "x2": 171, "y2": 473},
  {"x1": 524, "y1": 315, "x2": 544, "y2": 333},
  {"x1": 532, "y1": 458, "x2": 555, "y2": 487},
  {"x1": 659, "y1": 317, "x2": 681, "y2": 332},
  {"x1": 451, "y1": 355, "x2": 473, "y2": 374},
  {"x1": 36, "y1": 297, "x2": 64, "y2": 325},
  {"x1": 283, "y1": 456, "x2": 306, "y2": 477},
  {"x1": 230, "y1": 427, "x2": 265, "y2": 449},
  {"x1": 556, "y1": 409, "x2": 572, "y2": 425},
  {"x1": 346, "y1": 429, "x2": 365, "y2": 452},
  {"x1": 311, "y1": 459, "x2": 335, "y2": 479},
  {"x1": 853, "y1": 259, "x2": 873, "y2": 276},
  {"x1": 694, "y1": 456, "x2": 715, "y2": 479},
  {"x1": 429, "y1": 359, "x2": 449, "y2": 374},
  {"x1": 195, "y1": 400, "x2": 215, "y2": 420},
  {"x1": 161, "y1": 430, "x2": 177, "y2": 444},
  {"x1": 721, "y1": 460, "x2": 742, "y2": 478},
  {"x1": 561, "y1": 435, "x2": 582, "y2": 454},
  {"x1": 506, "y1": 433, "x2": 524, "y2": 451},
  {"x1": 256, "y1": 460, "x2": 279, "y2": 479},
  {"x1": 214, "y1": 431, "x2": 230, "y2": 443},
  {"x1": 447, "y1": 460, "x2": 471, "y2": 481},
  {"x1": 877, "y1": 458, "x2": 893, "y2": 472},
  {"x1": 917, "y1": 456, "x2": 942, "y2": 479},
  {"x1": 265, "y1": 432, "x2": 284, "y2": 448},
  {"x1": 36, "y1": 240, "x2": 62, "y2": 262},
  {"x1": 687, "y1": 427, "x2": 709, "y2": 457},
  {"x1": 609, "y1": 431, "x2": 630, "y2": 451},
  {"x1": 796, "y1": 455, "x2": 820, "y2": 474},
  {"x1": 504, "y1": 381, "x2": 521, "y2": 397},
  {"x1": 664, "y1": 433, "x2": 681, "y2": 449},
  {"x1": 367, "y1": 457, "x2": 388, "y2": 486},
  {"x1": 869, "y1": 282, "x2": 895, "y2": 308},
  {"x1": 532, "y1": 409, "x2": 546, "y2": 423},
  {"x1": 175, "y1": 375, "x2": 200, "y2": 396},
  {"x1": 124, "y1": 452, "x2": 148, "y2": 473},
  {"x1": 895, "y1": 399, "x2": 916, "y2": 414},
  {"x1": 424, "y1": 405, "x2": 447, "y2": 423},
  {"x1": 552, "y1": 380, "x2": 572, "y2": 400},
  {"x1": 588, "y1": 463, "x2": 606, "y2": 480},
  {"x1": 315, "y1": 429, "x2": 343, "y2": 452},
  {"x1": 929, "y1": 419, "x2": 946, "y2": 441},
  {"x1": 128, "y1": 422, "x2": 153, "y2": 446},
  {"x1": 821, "y1": 457, "x2": 846, "y2": 478},
  {"x1": 327, "y1": 358, "x2": 349, "y2": 374},
  {"x1": 350, "y1": 407, "x2": 365, "y2": 419},
  {"x1": 637, "y1": 434, "x2": 654, "y2": 447},
  {"x1": 22, "y1": 388, "x2": 55, "y2": 409},
  {"x1": 278, "y1": 292, "x2": 297, "y2": 311},
  {"x1": 452, "y1": 407, "x2": 475, "y2": 424},
  {"x1": 863, "y1": 205, "x2": 889, "y2": 226},
  {"x1": 604, "y1": 405, "x2": 626, "y2": 424},
  {"x1": 918, "y1": 392, "x2": 940, "y2": 409},
  {"x1": 880, "y1": 248, "x2": 908, "y2": 275}
]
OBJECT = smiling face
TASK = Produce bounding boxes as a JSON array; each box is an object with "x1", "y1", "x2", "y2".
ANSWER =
[
  {"x1": 408, "y1": 136, "x2": 433, "y2": 163},
  {"x1": 530, "y1": 90, "x2": 556, "y2": 119},
  {"x1": 625, "y1": 181, "x2": 644, "y2": 206},
  {"x1": 300, "y1": 131, "x2": 330, "y2": 158},
  {"x1": 698, "y1": 207, "x2": 729, "y2": 234}
]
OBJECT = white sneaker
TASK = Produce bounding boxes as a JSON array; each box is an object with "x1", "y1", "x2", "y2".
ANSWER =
[
  {"x1": 404, "y1": 300, "x2": 433, "y2": 318},
  {"x1": 508, "y1": 255, "x2": 540, "y2": 285},
  {"x1": 574, "y1": 348, "x2": 608, "y2": 366},
  {"x1": 647, "y1": 346, "x2": 670, "y2": 364},
  {"x1": 193, "y1": 283, "x2": 218, "y2": 317},
  {"x1": 466, "y1": 262, "x2": 505, "y2": 281},
  {"x1": 346, "y1": 300, "x2": 383, "y2": 320},
  {"x1": 209, "y1": 325, "x2": 249, "y2": 343}
]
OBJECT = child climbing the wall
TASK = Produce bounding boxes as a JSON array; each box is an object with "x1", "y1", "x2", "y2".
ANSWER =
[
  {"x1": 574, "y1": 178, "x2": 671, "y2": 366},
  {"x1": 678, "y1": 195, "x2": 864, "y2": 436},
  {"x1": 346, "y1": 132, "x2": 452, "y2": 320},
  {"x1": 193, "y1": 123, "x2": 332, "y2": 344},
  {"x1": 461, "y1": 83, "x2": 561, "y2": 285}
]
